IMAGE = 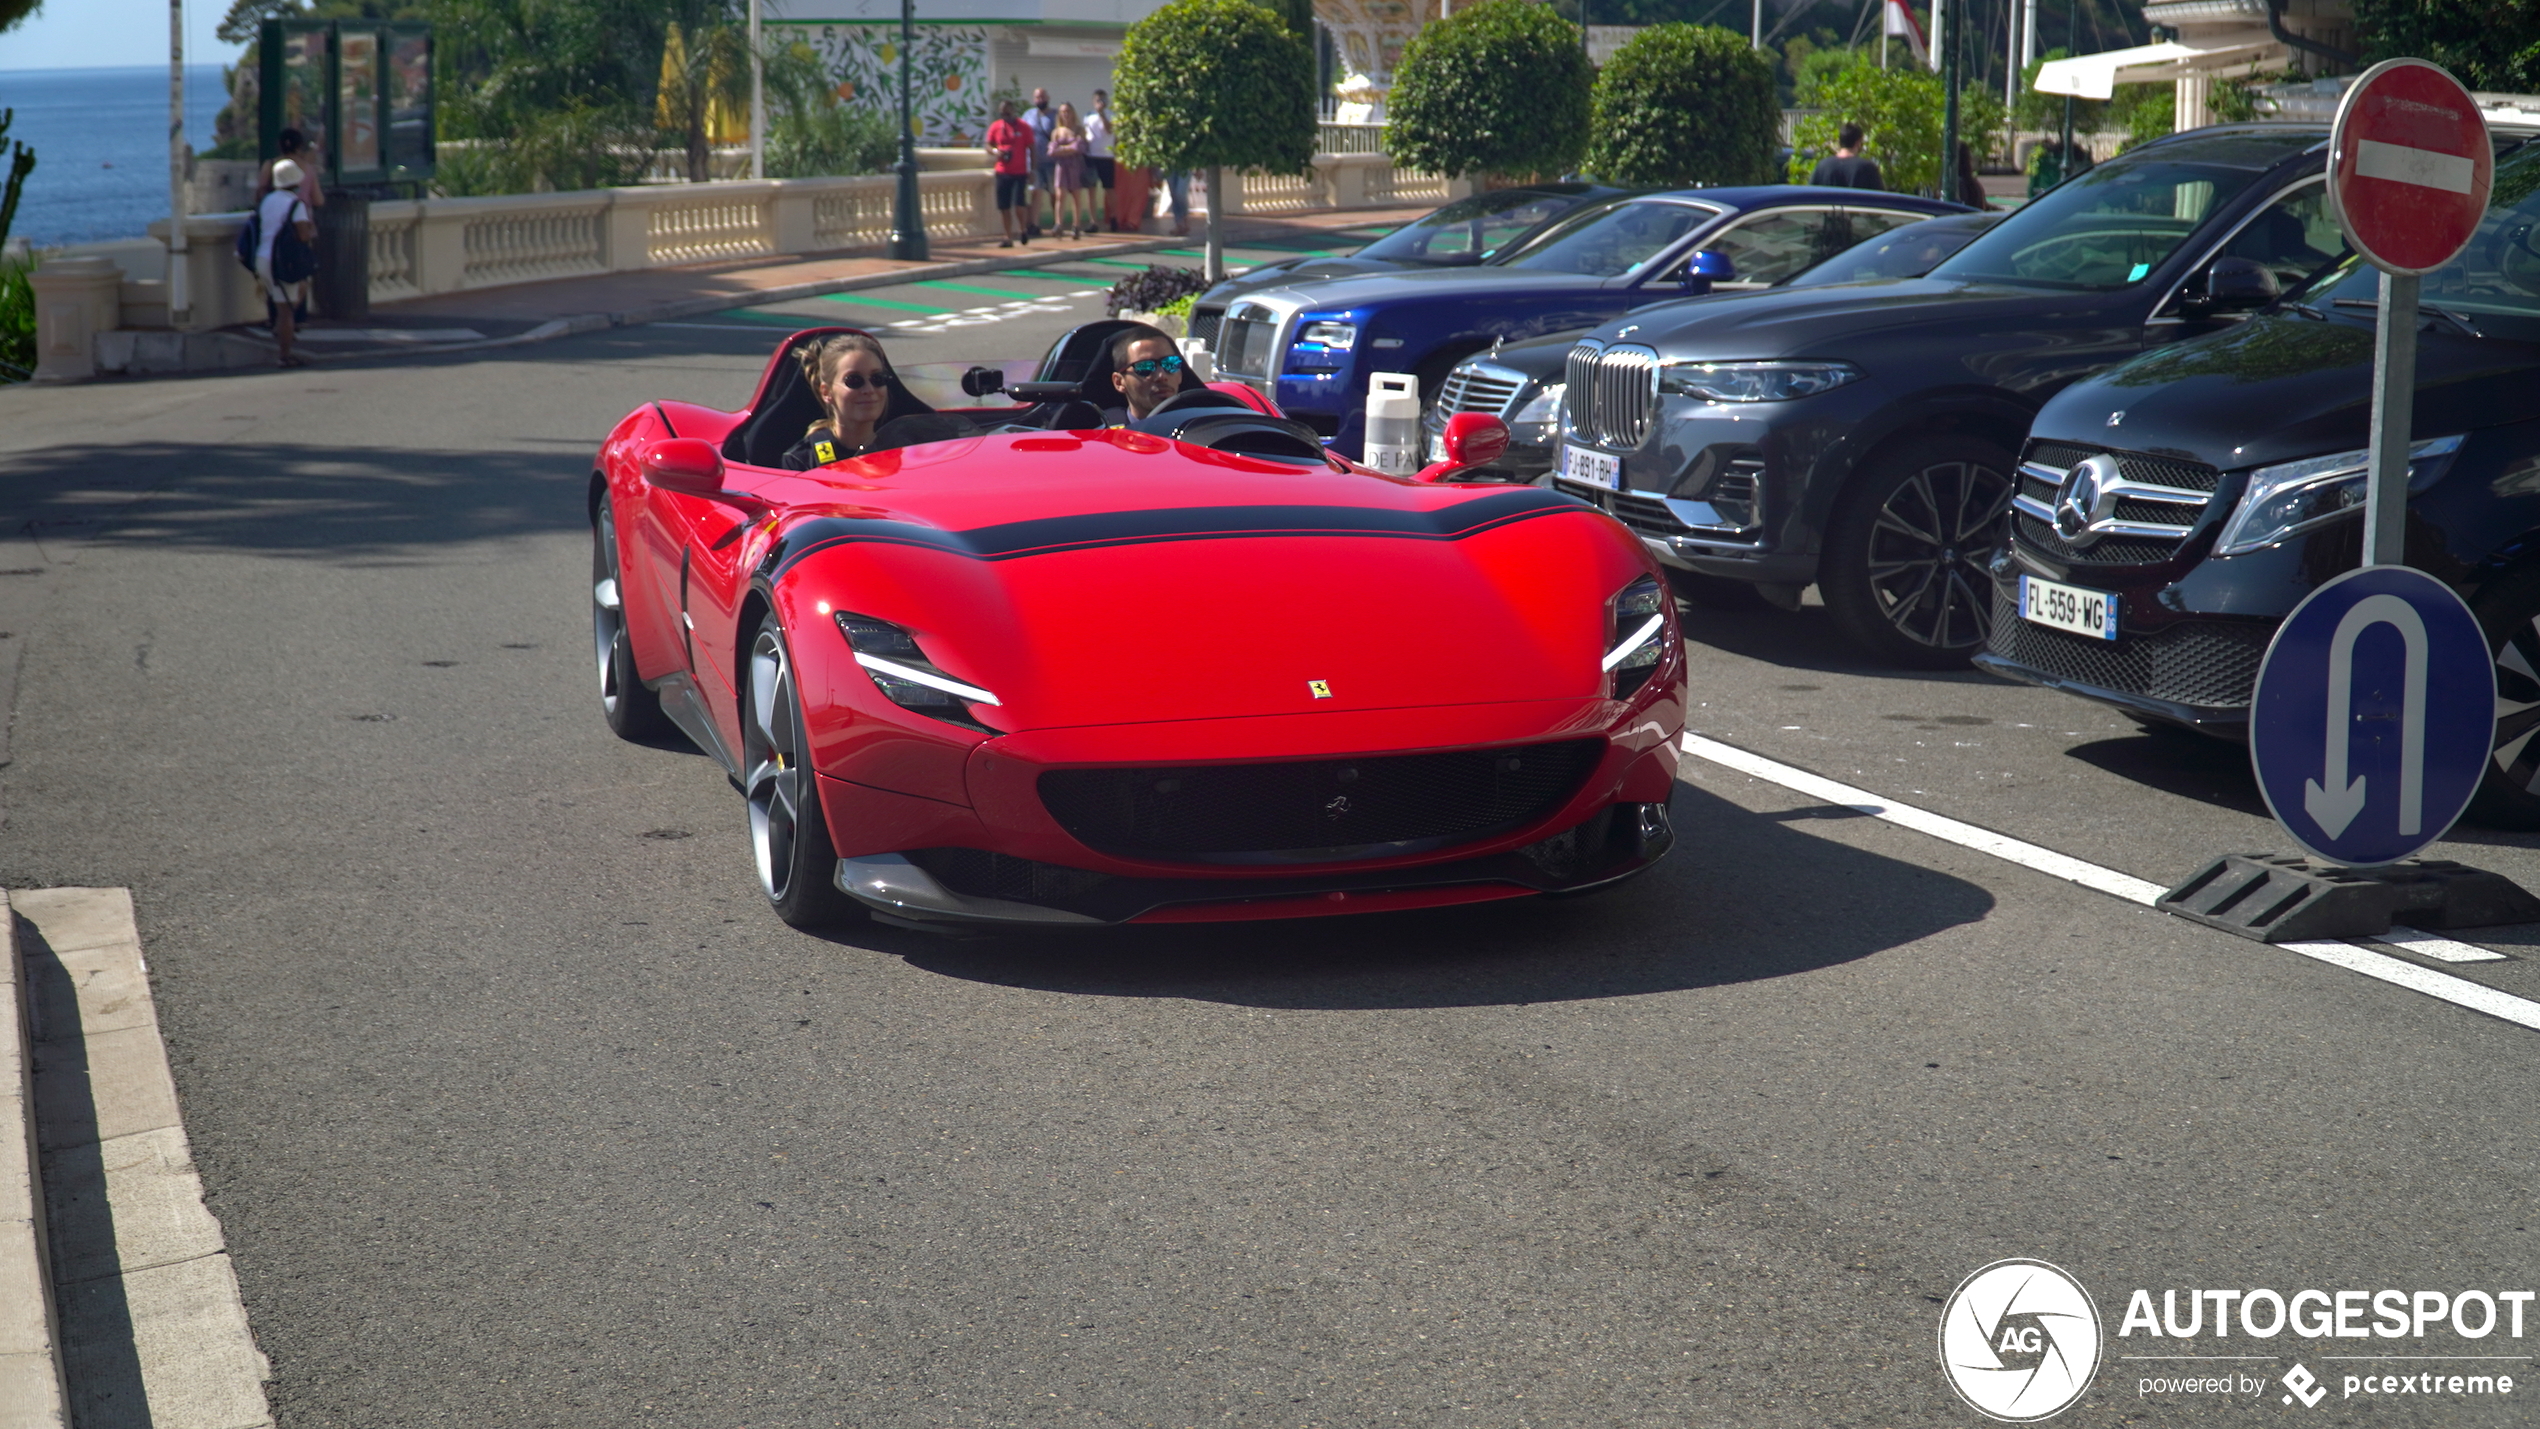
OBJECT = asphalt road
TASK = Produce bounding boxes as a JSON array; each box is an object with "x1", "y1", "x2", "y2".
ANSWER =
[{"x1": 2, "y1": 255, "x2": 2536, "y2": 1429}]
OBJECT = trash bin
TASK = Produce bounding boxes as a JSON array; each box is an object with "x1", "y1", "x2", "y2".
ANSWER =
[{"x1": 313, "y1": 193, "x2": 370, "y2": 322}]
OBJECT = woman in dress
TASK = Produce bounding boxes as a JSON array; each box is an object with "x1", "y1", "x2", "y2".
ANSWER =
[
  {"x1": 1047, "y1": 103, "x2": 1092, "y2": 240},
  {"x1": 781, "y1": 333, "x2": 900, "y2": 469}
]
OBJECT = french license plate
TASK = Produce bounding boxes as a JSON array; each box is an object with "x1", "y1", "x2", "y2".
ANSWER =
[
  {"x1": 1562, "y1": 443, "x2": 1621, "y2": 490},
  {"x1": 2019, "y1": 574, "x2": 2119, "y2": 640}
]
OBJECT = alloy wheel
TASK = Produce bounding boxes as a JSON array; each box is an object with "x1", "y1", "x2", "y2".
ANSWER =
[
  {"x1": 744, "y1": 626, "x2": 807, "y2": 903},
  {"x1": 593, "y1": 502, "x2": 630, "y2": 717},
  {"x1": 1863, "y1": 459, "x2": 2014, "y2": 651},
  {"x1": 2490, "y1": 610, "x2": 2540, "y2": 794}
]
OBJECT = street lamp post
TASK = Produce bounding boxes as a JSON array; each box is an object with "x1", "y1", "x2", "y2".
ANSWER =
[
  {"x1": 1938, "y1": 0, "x2": 1959, "y2": 203},
  {"x1": 167, "y1": 0, "x2": 189, "y2": 329},
  {"x1": 889, "y1": 0, "x2": 928, "y2": 260}
]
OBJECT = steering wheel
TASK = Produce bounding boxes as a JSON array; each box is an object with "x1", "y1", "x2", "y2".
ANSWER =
[{"x1": 1144, "y1": 388, "x2": 1254, "y2": 417}]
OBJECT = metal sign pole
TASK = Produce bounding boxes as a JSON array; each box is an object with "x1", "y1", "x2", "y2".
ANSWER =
[
  {"x1": 748, "y1": 0, "x2": 765, "y2": 182},
  {"x1": 167, "y1": 0, "x2": 190, "y2": 329},
  {"x1": 2362, "y1": 268, "x2": 2420, "y2": 567}
]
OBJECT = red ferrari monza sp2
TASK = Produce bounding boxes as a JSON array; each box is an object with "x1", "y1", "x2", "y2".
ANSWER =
[{"x1": 590, "y1": 325, "x2": 1686, "y2": 930}]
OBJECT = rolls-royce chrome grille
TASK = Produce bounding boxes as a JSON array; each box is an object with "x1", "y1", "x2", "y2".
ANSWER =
[
  {"x1": 1216, "y1": 304, "x2": 1284, "y2": 380},
  {"x1": 1564, "y1": 342, "x2": 1660, "y2": 450}
]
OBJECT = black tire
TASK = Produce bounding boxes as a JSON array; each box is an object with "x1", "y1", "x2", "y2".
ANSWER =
[
  {"x1": 2466, "y1": 563, "x2": 2540, "y2": 830},
  {"x1": 593, "y1": 495, "x2": 670, "y2": 739},
  {"x1": 1666, "y1": 568, "x2": 1769, "y2": 611},
  {"x1": 742, "y1": 613, "x2": 860, "y2": 928},
  {"x1": 1820, "y1": 434, "x2": 2017, "y2": 669}
]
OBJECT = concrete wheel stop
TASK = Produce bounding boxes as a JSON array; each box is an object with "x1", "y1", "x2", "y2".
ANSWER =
[{"x1": 2158, "y1": 853, "x2": 2540, "y2": 943}]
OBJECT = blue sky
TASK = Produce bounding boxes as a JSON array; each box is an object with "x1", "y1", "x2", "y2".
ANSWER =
[{"x1": 0, "y1": 0, "x2": 249, "y2": 71}]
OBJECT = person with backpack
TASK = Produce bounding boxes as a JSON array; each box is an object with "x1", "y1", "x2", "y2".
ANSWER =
[{"x1": 251, "y1": 158, "x2": 319, "y2": 367}]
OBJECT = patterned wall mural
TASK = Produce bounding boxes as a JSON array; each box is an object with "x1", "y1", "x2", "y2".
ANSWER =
[{"x1": 772, "y1": 24, "x2": 994, "y2": 145}]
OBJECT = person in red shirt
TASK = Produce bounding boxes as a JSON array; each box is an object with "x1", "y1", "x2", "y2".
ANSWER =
[{"x1": 984, "y1": 100, "x2": 1036, "y2": 248}]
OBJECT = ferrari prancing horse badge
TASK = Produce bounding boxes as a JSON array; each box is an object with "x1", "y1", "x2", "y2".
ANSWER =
[{"x1": 1308, "y1": 680, "x2": 1332, "y2": 699}]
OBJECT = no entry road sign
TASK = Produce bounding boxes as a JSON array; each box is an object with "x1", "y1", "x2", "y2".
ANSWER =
[
  {"x1": 2329, "y1": 59, "x2": 2495, "y2": 276},
  {"x1": 2250, "y1": 566, "x2": 2495, "y2": 868}
]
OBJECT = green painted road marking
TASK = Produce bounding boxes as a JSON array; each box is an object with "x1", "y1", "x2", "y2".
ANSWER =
[
  {"x1": 916, "y1": 279, "x2": 1051, "y2": 301},
  {"x1": 819, "y1": 293, "x2": 952, "y2": 314}
]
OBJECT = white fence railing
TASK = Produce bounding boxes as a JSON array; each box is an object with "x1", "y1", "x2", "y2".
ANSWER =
[{"x1": 131, "y1": 156, "x2": 1469, "y2": 332}]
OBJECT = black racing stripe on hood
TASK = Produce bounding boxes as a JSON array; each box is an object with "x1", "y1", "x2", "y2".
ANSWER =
[{"x1": 763, "y1": 486, "x2": 1593, "y2": 578}]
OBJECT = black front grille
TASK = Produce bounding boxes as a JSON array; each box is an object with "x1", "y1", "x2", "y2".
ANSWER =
[
  {"x1": 1189, "y1": 305, "x2": 1222, "y2": 347},
  {"x1": 1986, "y1": 586, "x2": 2271, "y2": 708},
  {"x1": 908, "y1": 848, "x2": 1114, "y2": 904},
  {"x1": 2014, "y1": 514, "x2": 2189, "y2": 566},
  {"x1": 1040, "y1": 740, "x2": 1606, "y2": 862},
  {"x1": 2029, "y1": 442, "x2": 2222, "y2": 493},
  {"x1": 1607, "y1": 490, "x2": 1682, "y2": 538}
]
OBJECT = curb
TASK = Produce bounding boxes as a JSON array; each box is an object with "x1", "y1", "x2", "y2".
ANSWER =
[
  {"x1": 16, "y1": 889, "x2": 273, "y2": 1429},
  {"x1": 0, "y1": 892, "x2": 72, "y2": 1429}
]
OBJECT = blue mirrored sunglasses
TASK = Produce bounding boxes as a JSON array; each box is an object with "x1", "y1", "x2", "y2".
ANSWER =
[{"x1": 1125, "y1": 354, "x2": 1187, "y2": 376}]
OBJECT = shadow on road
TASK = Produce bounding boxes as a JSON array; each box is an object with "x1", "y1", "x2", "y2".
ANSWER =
[
  {"x1": 0, "y1": 441, "x2": 589, "y2": 563},
  {"x1": 1676, "y1": 597, "x2": 2000, "y2": 687},
  {"x1": 884, "y1": 782, "x2": 1994, "y2": 1010},
  {"x1": 2061, "y1": 727, "x2": 2273, "y2": 820}
]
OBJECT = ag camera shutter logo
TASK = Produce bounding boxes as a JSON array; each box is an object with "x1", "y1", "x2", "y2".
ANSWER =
[{"x1": 1939, "y1": 1259, "x2": 2104, "y2": 1421}]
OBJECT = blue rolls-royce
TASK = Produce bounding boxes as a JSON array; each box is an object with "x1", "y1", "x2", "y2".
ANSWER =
[{"x1": 1208, "y1": 186, "x2": 1974, "y2": 460}]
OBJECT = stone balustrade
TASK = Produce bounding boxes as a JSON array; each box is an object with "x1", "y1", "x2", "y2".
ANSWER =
[{"x1": 111, "y1": 155, "x2": 1463, "y2": 337}]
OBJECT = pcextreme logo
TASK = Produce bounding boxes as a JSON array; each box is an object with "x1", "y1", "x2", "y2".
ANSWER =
[{"x1": 1939, "y1": 1259, "x2": 2104, "y2": 1422}]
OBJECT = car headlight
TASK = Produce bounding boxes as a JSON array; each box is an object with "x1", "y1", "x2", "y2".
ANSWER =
[
  {"x1": 1511, "y1": 382, "x2": 1565, "y2": 445},
  {"x1": 834, "y1": 611, "x2": 1000, "y2": 731},
  {"x1": 1604, "y1": 575, "x2": 1670, "y2": 698},
  {"x1": 1297, "y1": 320, "x2": 1358, "y2": 351},
  {"x1": 2214, "y1": 435, "x2": 2464, "y2": 556},
  {"x1": 1657, "y1": 361, "x2": 1861, "y2": 403}
]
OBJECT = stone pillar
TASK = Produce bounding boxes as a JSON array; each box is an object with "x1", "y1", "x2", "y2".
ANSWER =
[
  {"x1": 1329, "y1": 156, "x2": 1371, "y2": 208},
  {"x1": 602, "y1": 189, "x2": 655, "y2": 272},
  {"x1": 29, "y1": 258, "x2": 122, "y2": 383},
  {"x1": 770, "y1": 180, "x2": 820, "y2": 255},
  {"x1": 411, "y1": 202, "x2": 467, "y2": 296}
]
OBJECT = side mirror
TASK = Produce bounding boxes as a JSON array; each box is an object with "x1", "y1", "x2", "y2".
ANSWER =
[
  {"x1": 1410, "y1": 413, "x2": 1514, "y2": 483},
  {"x1": 960, "y1": 365, "x2": 1007, "y2": 397},
  {"x1": 642, "y1": 437, "x2": 727, "y2": 496},
  {"x1": 2189, "y1": 256, "x2": 2280, "y2": 315},
  {"x1": 1676, "y1": 249, "x2": 1736, "y2": 294},
  {"x1": 1441, "y1": 411, "x2": 1511, "y2": 468}
]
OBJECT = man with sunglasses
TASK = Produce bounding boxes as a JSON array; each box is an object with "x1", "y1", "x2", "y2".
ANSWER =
[{"x1": 1103, "y1": 324, "x2": 1187, "y2": 426}]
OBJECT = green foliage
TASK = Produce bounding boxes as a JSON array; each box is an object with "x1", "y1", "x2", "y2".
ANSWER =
[
  {"x1": 1383, "y1": 0, "x2": 1589, "y2": 181},
  {"x1": 432, "y1": 102, "x2": 654, "y2": 194},
  {"x1": 1586, "y1": 24, "x2": 1778, "y2": 188},
  {"x1": 0, "y1": 258, "x2": 30, "y2": 384},
  {"x1": 1787, "y1": 56, "x2": 2004, "y2": 198},
  {"x1": 2107, "y1": 81, "x2": 2172, "y2": 152},
  {"x1": 0, "y1": 108, "x2": 31, "y2": 252},
  {"x1": 2210, "y1": 67, "x2": 2293, "y2": 125},
  {"x1": 0, "y1": 0, "x2": 39, "y2": 36},
  {"x1": 767, "y1": 101, "x2": 898, "y2": 179},
  {"x1": 1113, "y1": 0, "x2": 1316, "y2": 178},
  {"x1": 1266, "y1": 0, "x2": 1312, "y2": 41},
  {"x1": 2355, "y1": 0, "x2": 2540, "y2": 93}
]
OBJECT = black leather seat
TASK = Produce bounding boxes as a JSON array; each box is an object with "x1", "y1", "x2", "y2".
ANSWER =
[
  {"x1": 1016, "y1": 319, "x2": 1206, "y2": 428},
  {"x1": 722, "y1": 327, "x2": 934, "y2": 467},
  {"x1": 1129, "y1": 390, "x2": 1329, "y2": 464}
]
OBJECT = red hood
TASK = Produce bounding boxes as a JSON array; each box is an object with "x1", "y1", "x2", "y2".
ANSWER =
[{"x1": 758, "y1": 432, "x2": 1657, "y2": 733}]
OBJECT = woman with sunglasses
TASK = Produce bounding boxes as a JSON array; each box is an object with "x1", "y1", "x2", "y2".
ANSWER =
[
  {"x1": 782, "y1": 333, "x2": 900, "y2": 469},
  {"x1": 1103, "y1": 324, "x2": 1187, "y2": 425}
]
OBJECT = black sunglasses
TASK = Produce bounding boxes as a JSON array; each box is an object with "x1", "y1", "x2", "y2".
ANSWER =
[
  {"x1": 831, "y1": 371, "x2": 894, "y2": 390},
  {"x1": 1125, "y1": 354, "x2": 1186, "y2": 377}
]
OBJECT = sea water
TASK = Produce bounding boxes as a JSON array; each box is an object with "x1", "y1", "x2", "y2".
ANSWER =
[{"x1": 0, "y1": 65, "x2": 235, "y2": 248}]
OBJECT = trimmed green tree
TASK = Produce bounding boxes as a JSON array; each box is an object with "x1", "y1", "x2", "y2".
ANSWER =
[
  {"x1": 1585, "y1": 24, "x2": 1778, "y2": 188},
  {"x1": 1384, "y1": 0, "x2": 1590, "y2": 182},
  {"x1": 1785, "y1": 55, "x2": 2004, "y2": 199},
  {"x1": 1113, "y1": 0, "x2": 1316, "y2": 280}
]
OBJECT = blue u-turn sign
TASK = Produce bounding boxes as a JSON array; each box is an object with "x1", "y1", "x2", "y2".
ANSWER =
[{"x1": 2250, "y1": 565, "x2": 2495, "y2": 866}]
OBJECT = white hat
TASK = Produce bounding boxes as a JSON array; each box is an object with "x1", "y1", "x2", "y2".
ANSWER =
[{"x1": 271, "y1": 158, "x2": 304, "y2": 188}]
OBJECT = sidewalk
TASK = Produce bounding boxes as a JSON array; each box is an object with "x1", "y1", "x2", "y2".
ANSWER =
[{"x1": 202, "y1": 206, "x2": 1434, "y2": 370}]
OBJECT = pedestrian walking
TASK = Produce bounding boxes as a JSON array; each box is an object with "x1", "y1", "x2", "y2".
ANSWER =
[
  {"x1": 1048, "y1": 103, "x2": 1092, "y2": 239},
  {"x1": 1808, "y1": 123, "x2": 1883, "y2": 191},
  {"x1": 253, "y1": 158, "x2": 318, "y2": 367},
  {"x1": 985, "y1": 99, "x2": 1035, "y2": 247},
  {"x1": 1165, "y1": 169, "x2": 1191, "y2": 238},
  {"x1": 1954, "y1": 140, "x2": 1987, "y2": 210},
  {"x1": 1085, "y1": 90, "x2": 1118, "y2": 232},
  {"x1": 1023, "y1": 87, "x2": 1055, "y2": 239}
]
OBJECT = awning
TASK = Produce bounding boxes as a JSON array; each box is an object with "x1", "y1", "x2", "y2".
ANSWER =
[{"x1": 2032, "y1": 39, "x2": 2283, "y2": 100}]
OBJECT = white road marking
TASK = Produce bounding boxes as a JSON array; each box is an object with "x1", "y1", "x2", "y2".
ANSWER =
[
  {"x1": 1068, "y1": 289, "x2": 1101, "y2": 297},
  {"x1": 2371, "y1": 926, "x2": 2512, "y2": 962},
  {"x1": 2356, "y1": 138, "x2": 2476, "y2": 194},
  {"x1": 1680, "y1": 731, "x2": 2540, "y2": 1032},
  {"x1": 1682, "y1": 732, "x2": 2165, "y2": 904},
  {"x1": 2280, "y1": 941, "x2": 2540, "y2": 1030}
]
